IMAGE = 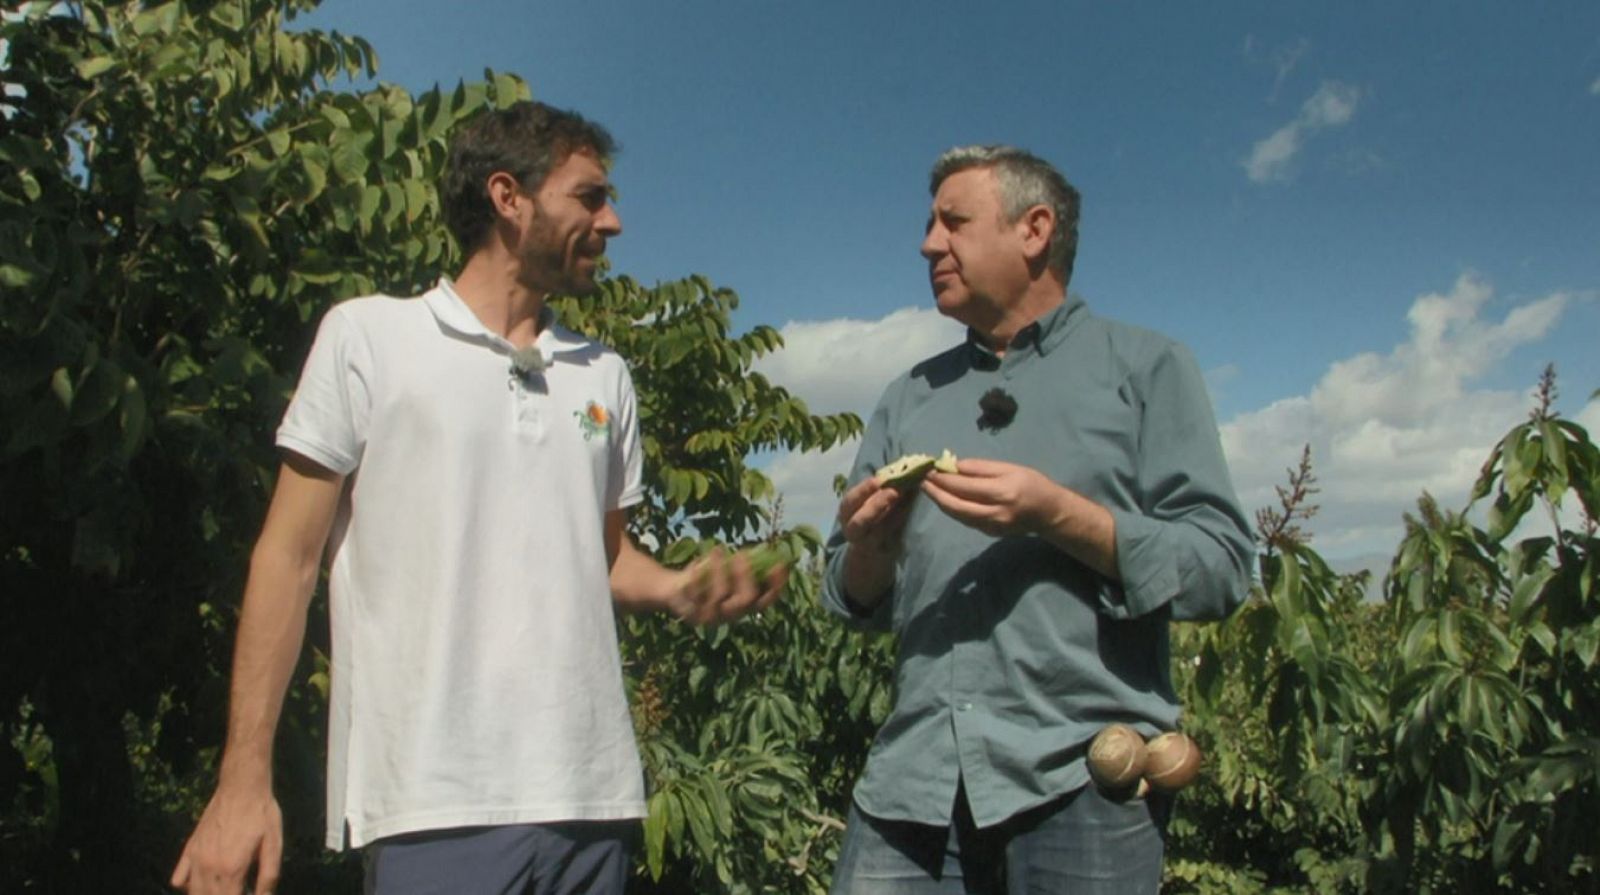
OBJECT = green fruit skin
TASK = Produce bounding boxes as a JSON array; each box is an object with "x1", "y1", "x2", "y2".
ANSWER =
[
  {"x1": 746, "y1": 545, "x2": 794, "y2": 581},
  {"x1": 875, "y1": 455, "x2": 935, "y2": 488}
]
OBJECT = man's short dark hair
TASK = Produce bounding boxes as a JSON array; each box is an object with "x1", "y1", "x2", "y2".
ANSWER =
[
  {"x1": 441, "y1": 101, "x2": 618, "y2": 254},
  {"x1": 930, "y1": 146, "x2": 1081, "y2": 284}
]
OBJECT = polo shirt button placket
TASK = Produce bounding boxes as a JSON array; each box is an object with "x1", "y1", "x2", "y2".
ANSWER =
[{"x1": 508, "y1": 359, "x2": 544, "y2": 438}]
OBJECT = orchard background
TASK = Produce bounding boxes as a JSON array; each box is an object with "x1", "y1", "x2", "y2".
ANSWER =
[{"x1": 2, "y1": 3, "x2": 1596, "y2": 892}]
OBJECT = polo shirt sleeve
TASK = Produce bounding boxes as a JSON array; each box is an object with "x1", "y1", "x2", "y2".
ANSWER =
[
  {"x1": 820, "y1": 392, "x2": 897, "y2": 633},
  {"x1": 1103, "y1": 342, "x2": 1254, "y2": 622},
  {"x1": 276, "y1": 305, "x2": 372, "y2": 475},
  {"x1": 609, "y1": 362, "x2": 645, "y2": 510}
]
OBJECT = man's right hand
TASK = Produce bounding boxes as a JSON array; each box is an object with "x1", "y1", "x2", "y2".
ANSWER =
[
  {"x1": 836, "y1": 477, "x2": 913, "y2": 609},
  {"x1": 838, "y1": 476, "x2": 911, "y2": 553},
  {"x1": 170, "y1": 784, "x2": 283, "y2": 895}
]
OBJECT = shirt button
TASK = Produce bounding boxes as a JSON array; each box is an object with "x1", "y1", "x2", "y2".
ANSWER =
[{"x1": 957, "y1": 702, "x2": 973, "y2": 712}]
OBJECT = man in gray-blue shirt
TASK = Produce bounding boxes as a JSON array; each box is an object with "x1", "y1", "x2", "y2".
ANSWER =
[{"x1": 822, "y1": 146, "x2": 1252, "y2": 893}]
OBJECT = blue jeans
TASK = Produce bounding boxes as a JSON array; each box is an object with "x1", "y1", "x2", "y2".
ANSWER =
[
  {"x1": 830, "y1": 785, "x2": 1169, "y2": 894},
  {"x1": 363, "y1": 821, "x2": 635, "y2": 895}
]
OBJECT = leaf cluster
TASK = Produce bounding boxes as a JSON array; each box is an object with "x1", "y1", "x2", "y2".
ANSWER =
[
  {"x1": 1, "y1": 0, "x2": 524, "y2": 887},
  {"x1": 1171, "y1": 375, "x2": 1600, "y2": 894}
]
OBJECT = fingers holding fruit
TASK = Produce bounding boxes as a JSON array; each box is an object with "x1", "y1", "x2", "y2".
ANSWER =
[
  {"x1": 838, "y1": 478, "x2": 910, "y2": 552},
  {"x1": 839, "y1": 451, "x2": 960, "y2": 552},
  {"x1": 677, "y1": 547, "x2": 785, "y2": 626}
]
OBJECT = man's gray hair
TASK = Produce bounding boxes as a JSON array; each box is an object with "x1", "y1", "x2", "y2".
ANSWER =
[{"x1": 930, "y1": 145, "x2": 1081, "y2": 283}]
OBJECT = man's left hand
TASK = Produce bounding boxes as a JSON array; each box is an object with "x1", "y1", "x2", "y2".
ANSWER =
[
  {"x1": 923, "y1": 458, "x2": 1120, "y2": 580},
  {"x1": 921, "y1": 457, "x2": 1064, "y2": 537}
]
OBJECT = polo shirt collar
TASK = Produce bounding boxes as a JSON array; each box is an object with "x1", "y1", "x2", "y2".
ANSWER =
[{"x1": 423, "y1": 278, "x2": 590, "y2": 357}]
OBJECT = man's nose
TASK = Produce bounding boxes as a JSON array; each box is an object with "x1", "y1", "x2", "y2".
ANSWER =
[{"x1": 597, "y1": 202, "x2": 622, "y2": 237}]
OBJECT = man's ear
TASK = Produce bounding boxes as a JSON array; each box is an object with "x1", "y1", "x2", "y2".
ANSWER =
[
  {"x1": 1018, "y1": 204, "x2": 1055, "y2": 266},
  {"x1": 486, "y1": 171, "x2": 525, "y2": 224}
]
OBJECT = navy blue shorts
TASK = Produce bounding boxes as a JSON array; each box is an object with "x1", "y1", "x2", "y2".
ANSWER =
[{"x1": 363, "y1": 821, "x2": 636, "y2": 895}]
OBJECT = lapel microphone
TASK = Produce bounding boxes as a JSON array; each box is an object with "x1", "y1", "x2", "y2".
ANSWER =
[
  {"x1": 978, "y1": 387, "x2": 1018, "y2": 431},
  {"x1": 509, "y1": 345, "x2": 548, "y2": 389}
]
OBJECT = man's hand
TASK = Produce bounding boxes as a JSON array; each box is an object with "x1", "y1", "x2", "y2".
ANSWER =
[
  {"x1": 170, "y1": 783, "x2": 283, "y2": 894},
  {"x1": 837, "y1": 476, "x2": 912, "y2": 553},
  {"x1": 923, "y1": 458, "x2": 1119, "y2": 580},
  {"x1": 920, "y1": 457, "x2": 1063, "y2": 537},
  {"x1": 834, "y1": 476, "x2": 914, "y2": 610},
  {"x1": 666, "y1": 548, "x2": 787, "y2": 626}
]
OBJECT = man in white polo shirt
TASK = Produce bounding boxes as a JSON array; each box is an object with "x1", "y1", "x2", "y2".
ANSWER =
[{"x1": 171, "y1": 102, "x2": 784, "y2": 895}]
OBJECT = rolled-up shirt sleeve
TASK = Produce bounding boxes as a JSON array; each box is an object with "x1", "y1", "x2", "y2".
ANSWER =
[{"x1": 1103, "y1": 343, "x2": 1254, "y2": 621}]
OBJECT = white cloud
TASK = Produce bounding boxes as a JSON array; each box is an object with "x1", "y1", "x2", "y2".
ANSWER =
[
  {"x1": 1241, "y1": 35, "x2": 1310, "y2": 103},
  {"x1": 761, "y1": 441, "x2": 859, "y2": 539},
  {"x1": 753, "y1": 306, "x2": 964, "y2": 419},
  {"x1": 1269, "y1": 39, "x2": 1311, "y2": 102},
  {"x1": 1245, "y1": 80, "x2": 1362, "y2": 183},
  {"x1": 750, "y1": 306, "x2": 962, "y2": 535},
  {"x1": 1221, "y1": 273, "x2": 1577, "y2": 556},
  {"x1": 1590, "y1": 75, "x2": 1600, "y2": 96}
]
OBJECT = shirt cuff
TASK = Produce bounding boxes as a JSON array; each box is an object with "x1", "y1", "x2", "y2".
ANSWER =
[{"x1": 1105, "y1": 508, "x2": 1180, "y2": 618}]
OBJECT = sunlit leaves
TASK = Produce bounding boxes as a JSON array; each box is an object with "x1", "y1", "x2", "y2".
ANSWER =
[
  {"x1": 0, "y1": 1, "x2": 518, "y2": 882},
  {"x1": 1172, "y1": 376, "x2": 1600, "y2": 893}
]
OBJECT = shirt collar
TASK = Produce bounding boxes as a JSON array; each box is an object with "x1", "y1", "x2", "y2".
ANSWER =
[
  {"x1": 963, "y1": 292, "x2": 1086, "y2": 365},
  {"x1": 1029, "y1": 293, "x2": 1087, "y2": 356},
  {"x1": 423, "y1": 278, "x2": 590, "y2": 356}
]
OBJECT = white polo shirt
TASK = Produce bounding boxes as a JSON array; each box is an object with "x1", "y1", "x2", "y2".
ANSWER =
[{"x1": 277, "y1": 280, "x2": 647, "y2": 849}]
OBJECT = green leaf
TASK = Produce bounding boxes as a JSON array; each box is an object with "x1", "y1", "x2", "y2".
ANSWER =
[
  {"x1": 118, "y1": 376, "x2": 147, "y2": 459},
  {"x1": 402, "y1": 179, "x2": 429, "y2": 223},
  {"x1": 491, "y1": 70, "x2": 528, "y2": 107},
  {"x1": 0, "y1": 263, "x2": 39, "y2": 288},
  {"x1": 49, "y1": 367, "x2": 73, "y2": 409},
  {"x1": 1438, "y1": 611, "x2": 1463, "y2": 664},
  {"x1": 69, "y1": 361, "x2": 122, "y2": 426},
  {"x1": 207, "y1": 2, "x2": 245, "y2": 31},
  {"x1": 297, "y1": 146, "x2": 330, "y2": 203},
  {"x1": 76, "y1": 56, "x2": 117, "y2": 79},
  {"x1": 130, "y1": 2, "x2": 178, "y2": 37},
  {"x1": 1539, "y1": 420, "x2": 1570, "y2": 496},
  {"x1": 267, "y1": 129, "x2": 291, "y2": 157},
  {"x1": 330, "y1": 129, "x2": 372, "y2": 182},
  {"x1": 643, "y1": 792, "x2": 667, "y2": 879}
]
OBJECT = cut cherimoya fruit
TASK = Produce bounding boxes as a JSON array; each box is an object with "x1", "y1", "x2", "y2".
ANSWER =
[{"x1": 874, "y1": 450, "x2": 958, "y2": 488}]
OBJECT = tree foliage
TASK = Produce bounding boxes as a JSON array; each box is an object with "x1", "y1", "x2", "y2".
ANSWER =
[
  {"x1": 8, "y1": 3, "x2": 1600, "y2": 895},
  {"x1": 1, "y1": 1, "x2": 868, "y2": 891},
  {"x1": 2, "y1": 0, "x2": 525, "y2": 887},
  {"x1": 1168, "y1": 367, "x2": 1600, "y2": 894}
]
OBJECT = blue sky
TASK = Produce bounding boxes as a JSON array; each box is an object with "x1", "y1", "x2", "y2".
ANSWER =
[{"x1": 300, "y1": 1, "x2": 1599, "y2": 558}]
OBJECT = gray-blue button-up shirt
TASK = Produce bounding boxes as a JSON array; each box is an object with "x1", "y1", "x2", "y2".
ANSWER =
[{"x1": 821, "y1": 295, "x2": 1253, "y2": 829}]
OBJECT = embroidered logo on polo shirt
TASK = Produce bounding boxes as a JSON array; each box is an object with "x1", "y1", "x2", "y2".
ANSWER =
[{"x1": 575, "y1": 401, "x2": 611, "y2": 441}]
